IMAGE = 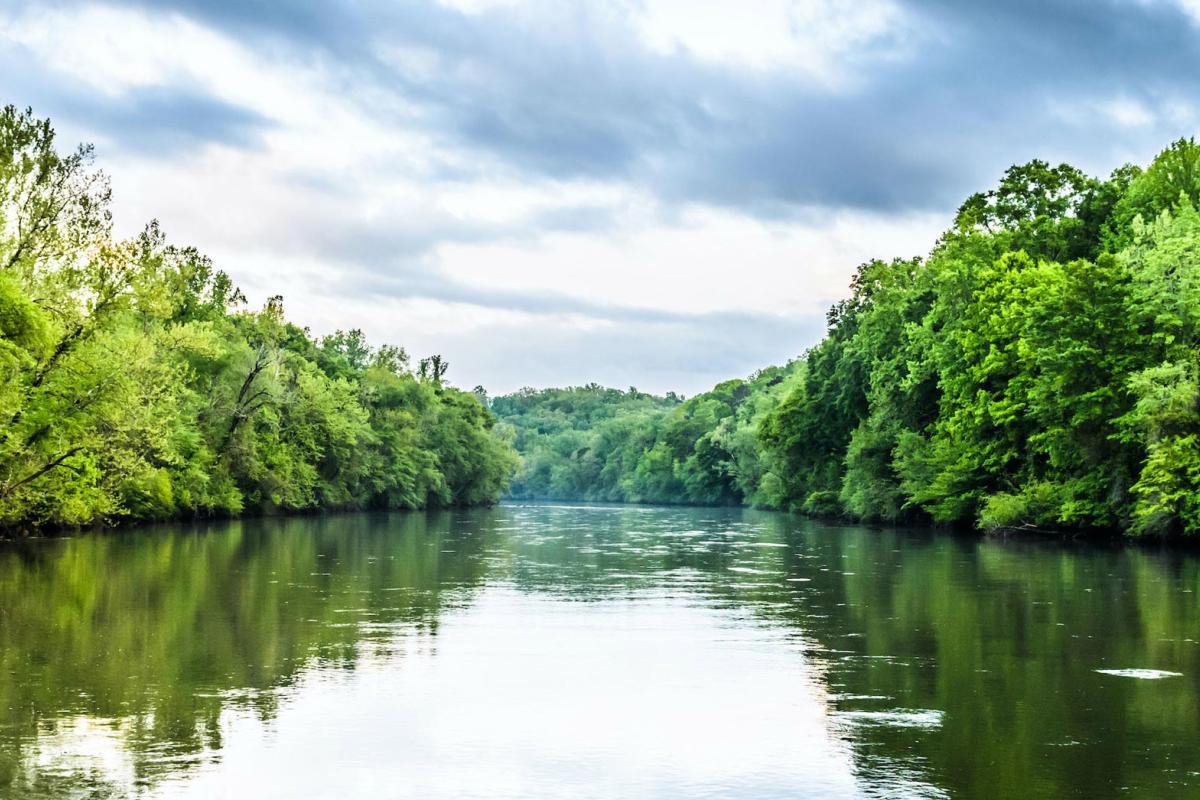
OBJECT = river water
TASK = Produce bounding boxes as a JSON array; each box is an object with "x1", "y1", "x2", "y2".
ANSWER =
[{"x1": 1, "y1": 504, "x2": 1197, "y2": 798}]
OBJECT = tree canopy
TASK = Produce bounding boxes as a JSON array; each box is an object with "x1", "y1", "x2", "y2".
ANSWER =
[
  {"x1": 492, "y1": 366, "x2": 803, "y2": 506},
  {"x1": 0, "y1": 107, "x2": 517, "y2": 531},
  {"x1": 498, "y1": 138, "x2": 1200, "y2": 537}
]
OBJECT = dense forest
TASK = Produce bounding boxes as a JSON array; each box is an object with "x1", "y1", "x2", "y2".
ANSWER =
[
  {"x1": 0, "y1": 107, "x2": 517, "y2": 531},
  {"x1": 496, "y1": 138, "x2": 1200, "y2": 536},
  {"x1": 492, "y1": 365, "x2": 802, "y2": 506}
]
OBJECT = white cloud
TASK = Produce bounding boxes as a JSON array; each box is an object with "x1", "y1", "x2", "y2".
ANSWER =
[
  {"x1": 430, "y1": 0, "x2": 914, "y2": 84},
  {"x1": 0, "y1": 5, "x2": 216, "y2": 95},
  {"x1": 1168, "y1": 0, "x2": 1200, "y2": 24},
  {"x1": 632, "y1": 0, "x2": 911, "y2": 82},
  {"x1": 437, "y1": 206, "x2": 943, "y2": 318},
  {"x1": 435, "y1": 0, "x2": 527, "y2": 13},
  {"x1": 1101, "y1": 97, "x2": 1156, "y2": 128}
]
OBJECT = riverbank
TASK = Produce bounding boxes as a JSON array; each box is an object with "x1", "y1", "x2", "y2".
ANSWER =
[
  {"x1": 490, "y1": 140, "x2": 1200, "y2": 538},
  {"x1": 0, "y1": 108, "x2": 517, "y2": 532}
]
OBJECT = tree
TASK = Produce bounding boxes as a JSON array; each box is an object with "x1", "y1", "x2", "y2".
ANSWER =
[{"x1": 0, "y1": 108, "x2": 517, "y2": 531}]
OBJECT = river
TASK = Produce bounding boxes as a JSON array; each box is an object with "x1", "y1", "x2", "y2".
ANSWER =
[{"x1": 1, "y1": 504, "x2": 1197, "y2": 798}]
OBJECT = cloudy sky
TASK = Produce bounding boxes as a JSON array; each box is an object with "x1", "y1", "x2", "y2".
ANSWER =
[{"x1": 1, "y1": 0, "x2": 1198, "y2": 394}]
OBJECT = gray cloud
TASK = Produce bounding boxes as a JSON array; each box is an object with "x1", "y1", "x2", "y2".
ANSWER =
[
  {"x1": 334, "y1": 258, "x2": 782, "y2": 328},
  {"x1": 18, "y1": 0, "x2": 1199, "y2": 214},
  {"x1": 0, "y1": 39, "x2": 274, "y2": 155},
  {"x1": 77, "y1": 84, "x2": 274, "y2": 154},
  {"x1": 408, "y1": 307, "x2": 822, "y2": 396}
]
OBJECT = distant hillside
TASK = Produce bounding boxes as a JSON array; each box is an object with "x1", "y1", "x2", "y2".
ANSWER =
[{"x1": 491, "y1": 365, "x2": 803, "y2": 506}]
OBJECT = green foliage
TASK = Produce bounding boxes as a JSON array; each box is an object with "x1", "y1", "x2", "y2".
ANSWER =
[
  {"x1": 492, "y1": 365, "x2": 802, "y2": 507},
  {"x1": 490, "y1": 384, "x2": 673, "y2": 501},
  {"x1": 0, "y1": 107, "x2": 515, "y2": 531},
  {"x1": 756, "y1": 145, "x2": 1200, "y2": 536},
  {"x1": 954, "y1": 160, "x2": 1099, "y2": 262},
  {"x1": 14, "y1": 103, "x2": 1200, "y2": 538},
  {"x1": 1122, "y1": 362, "x2": 1200, "y2": 536},
  {"x1": 977, "y1": 482, "x2": 1065, "y2": 533},
  {"x1": 1106, "y1": 138, "x2": 1200, "y2": 249},
  {"x1": 496, "y1": 140, "x2": 1200, "y2": 538}
]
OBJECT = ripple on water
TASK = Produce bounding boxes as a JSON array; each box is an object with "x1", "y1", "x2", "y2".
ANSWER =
[{"x1": 831, "y1": 709, "x2": 945, "y2": 729}]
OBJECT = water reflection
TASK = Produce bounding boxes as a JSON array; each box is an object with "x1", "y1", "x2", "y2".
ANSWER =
[{"x1": 0, "y1": 505, "x2": 1197, "y2": 798}]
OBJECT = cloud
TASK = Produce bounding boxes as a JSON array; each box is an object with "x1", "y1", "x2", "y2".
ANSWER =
[
  {"x1": 3, "y1": 0, "x2": 1199, "y2": 394},
  {"x1": 73, "y1": 85, "x2": 273, "y2": 154},
  {"x1": 17, "y1": 0, "x2": 1198, "y2": 215},
  {"x1": 0, "y1": 7, "x2": 273, "y2": 155},
  {"x1": 299, "y1": 293, "x2": 824, "y2": 395}
]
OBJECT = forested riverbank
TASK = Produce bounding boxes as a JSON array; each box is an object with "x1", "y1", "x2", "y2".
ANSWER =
[
  {"x1": 0, "y1": 107, "x2": 516, "y2": 532},
  {"x1": 494, "y1": 138, "x2": 1200, "y2": 537},
  {"x1": 8, "y1": 103, "x2": 1200, "y2": 539}
]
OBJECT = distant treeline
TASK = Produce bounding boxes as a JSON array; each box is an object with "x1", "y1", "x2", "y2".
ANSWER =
[
  {"x1": 495, "y1": 138, "x2": 1200, "y2": 536},
  {"x1": 492, "y1": 368, "x2": 801, "y2": 507},
  {"x1": 0, "y1": 106, "x2": 516, "y2": 531}
]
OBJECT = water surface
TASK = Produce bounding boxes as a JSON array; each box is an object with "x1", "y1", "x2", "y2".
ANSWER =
[{"x1": 1, "y1": 505, "x2": 1198, "y2": 798}]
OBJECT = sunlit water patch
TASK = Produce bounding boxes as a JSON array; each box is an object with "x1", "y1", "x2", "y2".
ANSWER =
[{"x1": 1094, "y1": 669, "x2": 1184, "y2": 679}]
